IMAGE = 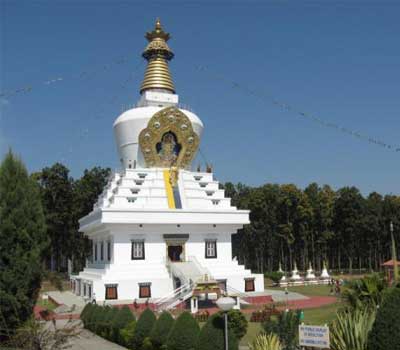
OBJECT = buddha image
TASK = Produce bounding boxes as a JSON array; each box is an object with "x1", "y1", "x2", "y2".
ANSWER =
[{"x1": 156, "y1": 131, "x2": 181, "y2": 167}]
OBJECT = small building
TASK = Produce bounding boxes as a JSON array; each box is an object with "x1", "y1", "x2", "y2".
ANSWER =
[{"x1": 382, "y1": 259, "x2": 400, "y2": 285}]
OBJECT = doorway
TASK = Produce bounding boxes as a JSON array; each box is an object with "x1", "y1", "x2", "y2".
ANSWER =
[{"x1": 168, "y1": 245, "x2": 183, "y2": 262}]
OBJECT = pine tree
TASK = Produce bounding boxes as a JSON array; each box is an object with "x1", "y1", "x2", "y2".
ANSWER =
[
  {"x1": 0, "y1": 151, "x2": 47, "y2": 338},
  {"x1": 167, "y1": 311, "x2": 200, "y2": 350},
  {"x1": 150, "y1": 311, "x2": 175, "y2": 349}
]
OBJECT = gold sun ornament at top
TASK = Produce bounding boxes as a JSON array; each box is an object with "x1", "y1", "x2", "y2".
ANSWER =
[{"x1": 139, "y1": 106, "x2": 200, "y2": 169}]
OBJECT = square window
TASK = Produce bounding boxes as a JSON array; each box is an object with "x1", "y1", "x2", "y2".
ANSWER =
[
  {"x1": 139, "y1": 283, "x2": 151, "y2": 298},
  {"x1": 205, "y1": 240, "x2": 217, "y2": 259},
  {"x1": 132, "y1": 240, "x2": 145, "y2": 260},
  {"x1": 105, "y1": 284, "x2": 118, "y2": 300},
  {"x1": 245, "y1": 278, "x2": 255, "y2": 292}
]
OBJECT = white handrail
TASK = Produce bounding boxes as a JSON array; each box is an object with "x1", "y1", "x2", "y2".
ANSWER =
[{"x1": 155, "y1": 282, "x2": 191, "y2": 306}]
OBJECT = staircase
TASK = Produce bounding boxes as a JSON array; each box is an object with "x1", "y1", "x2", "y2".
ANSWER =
[
  {"x1": 156, "y1": 256, "x2": 212, "y2": 311},
  {"x1": 154, "y1": 281, "x2": 194, "y2": 311}
]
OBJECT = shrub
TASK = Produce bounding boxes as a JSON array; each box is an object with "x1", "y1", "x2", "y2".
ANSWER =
[
  {"x1": 96, "y1": 305, "x2": 112, "y2": 336},
  {"x1": 120, "y1": 320, "x2": 136, "y2": 348},
  {"x1": 150, "y1": 311, "x2": 175, "y2": 349},
  {"x1": 342, "y1": 274, "x2": 387, "y2": 310},
  {"x1": 104, "y1": 307, "x2": 119, "y2": 340},
  {"x1": 167, "y1": 311, "x2": 200, "y2": 350},
  {"x1": 216, "y1": 310, "x2": 248, "y2": 340},
  {"x1": 263, "y1": 310, "x2": 300, "y2": 350},
  {"x1": 80, "y1": 303, "x2": 93, "y2": 327},
  {"x1": 250, "y1": 309, "x2": 271, "y2": 323},
  {"x1": 367, "y1": 287, "x2": 400, "y2": 350},
  {"x1": 98, "y1": 306, "x2": 116, "y2": 338},
  {"x1": 330, "y1": 307, "x2": 376, "y2": 350},
  {"x1": 265, "y1": 272, "x2": 284, "y2": 284},
  {"x1": 111, "y1": 306, "x2": 136, "y2": 344},
  {"x1": 142, "y1": 336, "x2": 153, "y2": 350},
  {"x1": 88, "y1": 305, "x2": 103, "y2": 332},
  {"x1": 196, "y1": 313, "x2": 238, "y2": 350},
  {"x1": 249, "y1": 333, "x2": 282, "y2": 350},
  {"x1": 131, "y1": 308, "x2": 156, "y2": 349}
]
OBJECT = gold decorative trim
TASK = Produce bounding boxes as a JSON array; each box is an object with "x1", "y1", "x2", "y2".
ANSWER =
[
  {"x1": 140, "y1": 19, "x2": 175, "y2": 94},
  {"x1": 139, "y1": 106, "x2": 200, "y2": 169}
]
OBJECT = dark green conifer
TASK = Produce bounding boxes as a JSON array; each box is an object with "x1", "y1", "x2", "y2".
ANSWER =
[
  {"x1": 367, "y1": 287, "x2": 400, "y2": 350},
  {"x1": 167, "y1": 311, "x2": 200, "y2": 350},
  {"x1": 131, "y1": 308, "x2": 156, "y2": 349},
  {"x1": 0, "y1": 151, "x2": 47, "y2": 338},
  {"x1": 150, "y1": 311, "x2": 174, "y2": 349}
]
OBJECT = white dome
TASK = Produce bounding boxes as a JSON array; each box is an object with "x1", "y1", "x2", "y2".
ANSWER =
[{"x1": 113, "y1": 106, "x2": 204, "y2": 169}]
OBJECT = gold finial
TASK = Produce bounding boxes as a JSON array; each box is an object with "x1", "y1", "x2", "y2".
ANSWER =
[{"x1": 140, "y1": 19, "x2": 175, "y2": 94}]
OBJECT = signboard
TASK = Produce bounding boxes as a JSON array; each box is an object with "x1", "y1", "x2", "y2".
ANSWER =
[{"x1": 299, "y1": 325, "x2": 330, "y2": 348}]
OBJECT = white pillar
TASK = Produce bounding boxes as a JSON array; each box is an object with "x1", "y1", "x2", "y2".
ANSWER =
[{"x1": 190, "y1": 296, "x2": 198, "y2": 314}]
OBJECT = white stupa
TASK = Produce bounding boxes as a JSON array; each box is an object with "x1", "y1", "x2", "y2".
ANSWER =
[
  {"x1": 305, "y1": 262, "x2": 318, "y2": 285},
  {"x1": 289, "y1": 262, "x2": 303, "y2": 286},
  {"x1": 278, "y1": 263, "x2": 288, "y2": 287},
  {"x1": 305, "y1": 263, "x2": 316, "y2": 279},
  {"x1": 320, "y1": 262, "x2": 331, "y2": 284},
  {"x1": 71, "y1": 19, "x2": 264, "y2": 306}
]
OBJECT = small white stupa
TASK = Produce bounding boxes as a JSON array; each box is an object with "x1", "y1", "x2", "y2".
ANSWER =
[
  {"x1": 320, "y1": 262, "x2": 331, "y2": 284},
  {"x1": 278, "y1": 263, "x2": 288, "y2": 287},
  {"x1": 290, "y1": 262, "x2": 302, "y2": 284},
  {"x1": 305, "y1": 262, "x2": 317, "y2": 284}
]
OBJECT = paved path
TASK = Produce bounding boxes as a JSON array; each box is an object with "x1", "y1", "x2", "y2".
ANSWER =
[
  {"x1": 264, "y1": 288, "x2": 309, "y2": 302},
  {"x1": 52, "y1": 320, "x2": 127, "y2": 350},
  {"x1": 47, "y1": 291, "x2": 86, "y2": 309}
]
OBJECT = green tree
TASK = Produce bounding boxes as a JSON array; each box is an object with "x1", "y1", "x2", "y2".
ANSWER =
[
  {"x1": 167, "y1": 311, "x2": 200, "y2": 350},
  {"x1": 131, "y1": 308, "x2": 156, "y2": 349},
  {"x1": 0, "y1": 151, "x2": 47, "y2": 338},
  {"x1": 71, "y1": 166, "x2": 111, "y2": 271},
  {"x1": 333, "y1": 187, "x2": 365, "y2": 273},
  {"x1": 196, "y1": 313, "x2": 238, "y2": 350},
  {"x1": 36, "y1": 163, "x2": 74, "y2": 272},
  {"x1": 150, "y1": 311, "x2": 174, "y2": 349},
  {"x1": 367, "y1": 287, "x2": 400, "y2": 350}
]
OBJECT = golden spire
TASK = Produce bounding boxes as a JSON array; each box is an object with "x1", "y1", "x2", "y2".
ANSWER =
[{"x1": 140, "y1": 19, "x2": 175, "y2": 94}]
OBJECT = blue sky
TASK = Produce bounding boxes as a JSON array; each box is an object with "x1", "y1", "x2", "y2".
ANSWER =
[{"x1": 1, "y1": 1, "x2": 399, "y2": 195}]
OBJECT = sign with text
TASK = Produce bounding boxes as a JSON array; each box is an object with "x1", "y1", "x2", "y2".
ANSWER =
[{"x1": 299, "y1": 325, "x2": 330, "y2": 348}]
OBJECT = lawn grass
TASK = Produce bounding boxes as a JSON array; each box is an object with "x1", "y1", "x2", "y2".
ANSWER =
[
  {"x1": 274, "y1": 284, "x2": 333, "y2": 297},
  {"x1": 239, "y1": 284, "x2": 342, "y2": 346},
  {"x1": 303, "y1": 302, "x2": 341, "y2": 325},
  {"x1": 35, "y1": 297, "x2": 58, "y2": 311},
  {"x1": 240, "y1": 321, "x2": 262, "y2": 346}
]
